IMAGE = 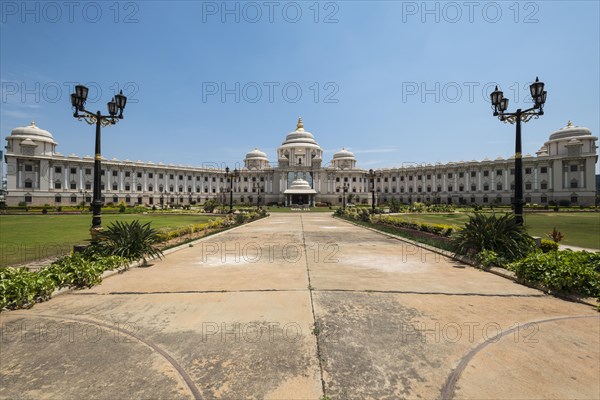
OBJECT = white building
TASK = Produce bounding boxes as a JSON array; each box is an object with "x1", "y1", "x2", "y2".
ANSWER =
[{"x1": 3, "y1": 118, "x2": 598, "y2": 207}]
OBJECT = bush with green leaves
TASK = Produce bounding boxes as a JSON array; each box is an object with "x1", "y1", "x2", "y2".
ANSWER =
[
  {"x1": 540, "y1": 239, "x2": 559, "y2": 253},
  {"x1": 41, "y1": 253, "x2": 104, "y2": 288},
  {"x1": 474, "y1": 249, "x2": 507, "y2": 268},
  {"x1": 97, "y1": 220, "x2": 164, "y2": 264},
  {"x1": 508, "y1": 250, "x2": 600, "y2": 299},
  {"x1": 452, "y1": 213, "x2": 535, "y2": 261},
  {"x1": 0, "y1": 267, "x2": 56, "y2": 309}
]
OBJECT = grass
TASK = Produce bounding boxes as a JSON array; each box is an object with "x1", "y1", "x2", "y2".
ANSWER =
[
  {"x1": 0, "y1": 214, "x2": 218, "y2": 267},
  {"x1": 388, "y1": 212, "x2": 600, "y2": 249}
]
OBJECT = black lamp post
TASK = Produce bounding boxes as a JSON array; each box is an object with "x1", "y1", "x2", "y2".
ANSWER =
[
  {"x1": 160, "y1": 188, "x2": 164, "y2": 209},
  {"x1": 490, "y1": 77, "x2": 546, "y2": 225},
  {"x1": 253, "y1": 181, "x2": 262, "y2": 210},
  {"x1": 368, "y1": 169, "x2": 377, "y2": 212},
  {"x1": 71, "y1": 84, "x2": 127, "y2": 243},
  {"x1": 225, "y1": 167, "x2": 239, "y2": 212},
  {"x1": 338, "y1": 183, "x2": 349, "y2": 211}
]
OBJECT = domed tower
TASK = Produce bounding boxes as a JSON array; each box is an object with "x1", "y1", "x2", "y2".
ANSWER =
[
  {"x1": 278, "y1": 117, "x2": 323, "y2": 168},
  {"x1": 244, "y1": 148, "x2": 270, "y2": 170},
  {"x1": 5, "y1": 121, "x2": 58, "y2": 157},
  {"x1": 331, "y1": 147, "x2": 357, "y2": 169}
]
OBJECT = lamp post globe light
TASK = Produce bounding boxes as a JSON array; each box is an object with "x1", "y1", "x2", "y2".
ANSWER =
[
  {"x1": 71, "y1": 84, "x2": 127, "y2": 243},
  {"x1": 368, "y1": 169, "x2": 377, "y2": 212},
  {"x1": 490, "y1": 77, "x2": 547, "y2": 225},
  {"x1": 337, "y1": 183, "x2": 349, "y2": 211}
]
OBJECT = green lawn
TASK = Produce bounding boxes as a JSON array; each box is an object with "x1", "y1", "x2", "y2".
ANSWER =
[
  {"x1": 389, "y1": 212, "x2": 600, "y2": 249},
  {"x1": 0, "y1": 214, "x2": 218, "y2": 267}
]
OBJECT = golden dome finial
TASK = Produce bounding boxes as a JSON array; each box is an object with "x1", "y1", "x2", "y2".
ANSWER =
[{"x1": 297, "y1": 117, "x2": 304, "y2": 130}]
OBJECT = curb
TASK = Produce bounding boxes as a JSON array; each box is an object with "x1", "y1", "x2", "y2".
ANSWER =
[
  {"x1": 47, "y1": 215, "x2": 269, "y2": 301},
  {"x1": 334, "y1": 216, "x2": 598, "y2": 308}
]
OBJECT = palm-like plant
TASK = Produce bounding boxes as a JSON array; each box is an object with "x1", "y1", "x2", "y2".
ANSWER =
[
  {"x1": 97, "y1": 220, "x2": 164, "y2": 265},
  {"x1": 452, "y1": 213, "x2": 535, "y2": 261}
]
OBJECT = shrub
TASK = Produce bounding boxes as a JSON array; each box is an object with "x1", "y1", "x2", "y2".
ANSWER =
[
  {"x1": 203, "y1": 198, "x2": 218, "y2": 213},
  {"x1": 452, "y1": 213, "x2": 535, "y2": 261},
  {"x1": 540, "y1": 239, "x2": 559, "y2": 253},
  {"x1": 0, "y1": 267, "x2": 56, "y2": 310},
  {"x1": 41, "y1": 253, "x2": 104, "y2": 288},
  {"x1": 508, "y1": 250, "x2": 600, "y2": 299},
  {"x1": 474, "y1": 249, "x2": 506, "y2": 268},
  {"x1": 96, "y1": 220, "x2": 164, "y2": 264},
  {"x1": 547, "y1": 227, "x2": 564, "y2": 243}
]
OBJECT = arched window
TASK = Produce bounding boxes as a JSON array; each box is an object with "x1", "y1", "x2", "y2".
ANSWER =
[
  {"x1": 54, "y1": 180, "x2": 62, "y2": 189},
  {"x1": 570, "y1": 178, "x2": 578, "y2": 189}
]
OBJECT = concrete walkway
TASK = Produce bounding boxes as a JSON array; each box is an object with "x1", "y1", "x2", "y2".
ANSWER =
[{"x1": 1, "y1": 213, "x2": 598, "y2": 399}]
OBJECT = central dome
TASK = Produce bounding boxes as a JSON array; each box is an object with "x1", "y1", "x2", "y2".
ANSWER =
[{"x1": 280, "y1": 117, "x2": 321, "y2": 149}]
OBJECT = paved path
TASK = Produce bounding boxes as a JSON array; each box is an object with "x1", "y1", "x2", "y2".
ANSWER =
[{"x1": 1, "y1": 213, "x2": 598, "y2": 399}]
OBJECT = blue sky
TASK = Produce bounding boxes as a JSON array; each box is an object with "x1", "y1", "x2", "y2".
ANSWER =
[{"x1": 1, "y1": 1, "x2": 599, "y2": 172}]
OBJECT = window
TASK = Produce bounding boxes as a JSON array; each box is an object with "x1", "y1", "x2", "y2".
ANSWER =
[
  {"x1": 159, "y1": 173, "x2": 164, "y2": 179},
  {"x1": 353, "y1": 177, "x2": 357, "y2": 182},
  {"x1": 25, "y1": 180, "x2": 33, "y2": 189},
  {"x1": 384, "y1": 177, "x2": 388, "y2": 182},
  {"x1": 437, "y1": 186, "x2": 441, "y2": 192},
  {"x1": 55, "y1": 181, "x2": 62, "y2": 189},
  {"x1": 204, "y1": 176, "x2": 208, "y2": 182},
  {"x1": 113, "y1": 196, "x2": 119, "y2": 203},
  {"x1": 70, "y1": 182, "x2": 77, "y2": 190},
  {"x1": 212, "y1": 177, "x2": 216, "y2": 182},
  {"x1": 483, "y1": 197, "x2": 489, "y2": 203},
  {"x1": 85, "y1": 168, "x2": 92, "y2": 175},
  {"x1": 448, "y1": 186, "x2": 453, "y2": 192},
  {"x1": 125, "y1": 171, "x2": 131, "y2": 177},
  {"x1": 459, "y1": 185, "x2": 464, "y2": 192},
  {"x1": 137, "y1": 172, "x2": 142, "y2": 178},
  {"x1": 149, "y1": 173, "x2": 154, "y2": 179},
  {"x1": 540, "y1": 167, "x2": 548, "y2": 173},
  {"x1": 85, "y1": 182, "x2": 91, "y2": 190},
  {"x1": 448, "y1": 173, "x2": 453, "y2": 178},
  {"x1": 471, "y1": 185, "x2": 476, "y2": 191},
  {"x1": 570, "y1": 179, "x2": 578, "y2": 189},
  {"x1": 426, "y1": 174, "x2": 431, "y2": 180},
  {"x1": 417, "y1": 187, "x2": 422, "y2": 193},
  {"x1": 459, "y1": 172, "x2": 464, "y2": 178},
  {"x1": 55, "y1": 166, "x2": 62, "y2": 173},
  {"x1": 470, "y1": 171, "x2": 476, "y2": 178},
  {"x1": 483, "y1": 170, "x2": 489, "y2": 177},
  {"x1": 571, "y1": 196, "x2": 578, "y2": 204},
  {"x1": 408, "y1": 176, "x2": 413, "y2": 181},
  {"x1": 426, "y1": 186, "x2": 431, "y2": 193},
  {"x1": 377, "y1": 177, "x2": 381, "y2": 183},
  {"x1": 496, "y1": 169, "x2": 503, "y2": 176},
  {"x1": 541, "y1": 196, "x2": 547, "y2": 203},
  {"x1": 188, "y1": 175, "x2": 192, "y2": 180},
  {"x1": 525, "y1": 167, "x2": 532, "y2": 174},
  {"x1": 137, "y1": 185, "x2": 142, "y2": 191},
  {"x1": 55, "y1": 195, "x2": 62, "y2": 203},
  {"x1": 483, "y1": 184, "x2": 489, "y2": 191},
  {"x1": 179, "y1": 175, "x2": 183, "y2": 180},
  {"x1": 125, "y1": 184, "x2": 131, "y2": 191},
  {"x1": 497, "y1": 183, "x2": 502, "y2": 191},
  {"x1": 437, "y1": 174, "x2": 441, "y2": 179},
  {"x1": 24, "y1": 195, "x2": 32, "y2": 203},
  {"x1": 541, "y1": 182, "x2": 548, "y2": 190},
  {"x1": 510, "y1": 169, "x2": 515, "y2": 175},
  {"x1": 25, "y1": 165, "x2": 33, "y2": 172},
  {"x1": 101, "y1": 170, "x2": 105, "y2": 176},
  {"x1": 112, "y1": 184, "x2": 118, "y2": 191},
  {"x1": 70, "y1": 168, "x2": 77, "y2": 174},
  {"x1": 400, "y1": 176, "x2": 404, "y2": 181},
  {"x1": 417, "y1": 175, "x2": 422, "y2": 180},
  {"x1": 113, "y1": 170, "x2": 118, "y2": 177},
  {"x1": 170, "y1": 174, "x2": 174, "y2": 179},
  {"x1": 570, "y1": 165, "x2": 578, "y2": 172},
  {"x1": 149, "y1": 185, "x2": 154, "y2": 192},
  {"x1": 525, "y1": 183, "x2": 532, "y2": 190}
]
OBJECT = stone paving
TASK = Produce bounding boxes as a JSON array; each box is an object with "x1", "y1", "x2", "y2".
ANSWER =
[{"x1": 1, "y1": 213, "x2": 598, "y2": 399}]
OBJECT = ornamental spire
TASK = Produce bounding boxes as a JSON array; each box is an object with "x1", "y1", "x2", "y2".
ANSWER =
[{"x1": 296, "y1": 117, "x2": 304, "y2": 131}]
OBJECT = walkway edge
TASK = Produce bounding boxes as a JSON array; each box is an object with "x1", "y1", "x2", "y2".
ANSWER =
[{"x1": 334, "y1": 216, "x2": 598, "y2": 308}]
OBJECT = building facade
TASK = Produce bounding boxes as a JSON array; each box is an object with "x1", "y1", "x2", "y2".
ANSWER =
[{"x1": 3, "y1": 118, "x2": 598, "y2": 207}]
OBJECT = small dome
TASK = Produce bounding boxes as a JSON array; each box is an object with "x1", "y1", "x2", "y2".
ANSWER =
[
  {"x1": 333, "y1": 147, "x2": 355, "y2": 159},
  {"x1": 549, "y1": 121, "x2": 592, "y2": 141},
  {"x1": 9, "y1": 121, "x2": 57, "y2": 144},
  {"x1": 245, "y1": 148, "x2": 269, "y2": 160},
  {"x1": 289, "y1": 178, "x2": 311, "y2": 191}
]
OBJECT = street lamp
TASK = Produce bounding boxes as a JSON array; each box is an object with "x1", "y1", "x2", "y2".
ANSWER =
[
  {"x1": 160, "y1": 188, "x2": 164, "y2": 209},
  {"x1": 225, "y1": 167, "x2": 239, "y2": 212},
  {"x1": 337, "y1": 183, "x2": 349, "y2": 211},
  {"x1": 490, "y1": 77, "x2": 546, "y2": 225},
  {"x1": 368, "y1": 169, "x2": 377, "y2": 212},
  {"x1": 253, "y1": 181, "x2": 262, "y2": 210},
  {"x1": 79, "y1": 189, "x2": 88, "y2": 211},
  {"x1": 71, "y1": 84, "x2": 127, "y2": 243}
]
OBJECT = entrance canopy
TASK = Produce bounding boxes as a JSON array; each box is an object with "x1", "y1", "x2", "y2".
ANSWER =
[{"x1": 284, "y1": 178, "x2": 316, "y2": 207}]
